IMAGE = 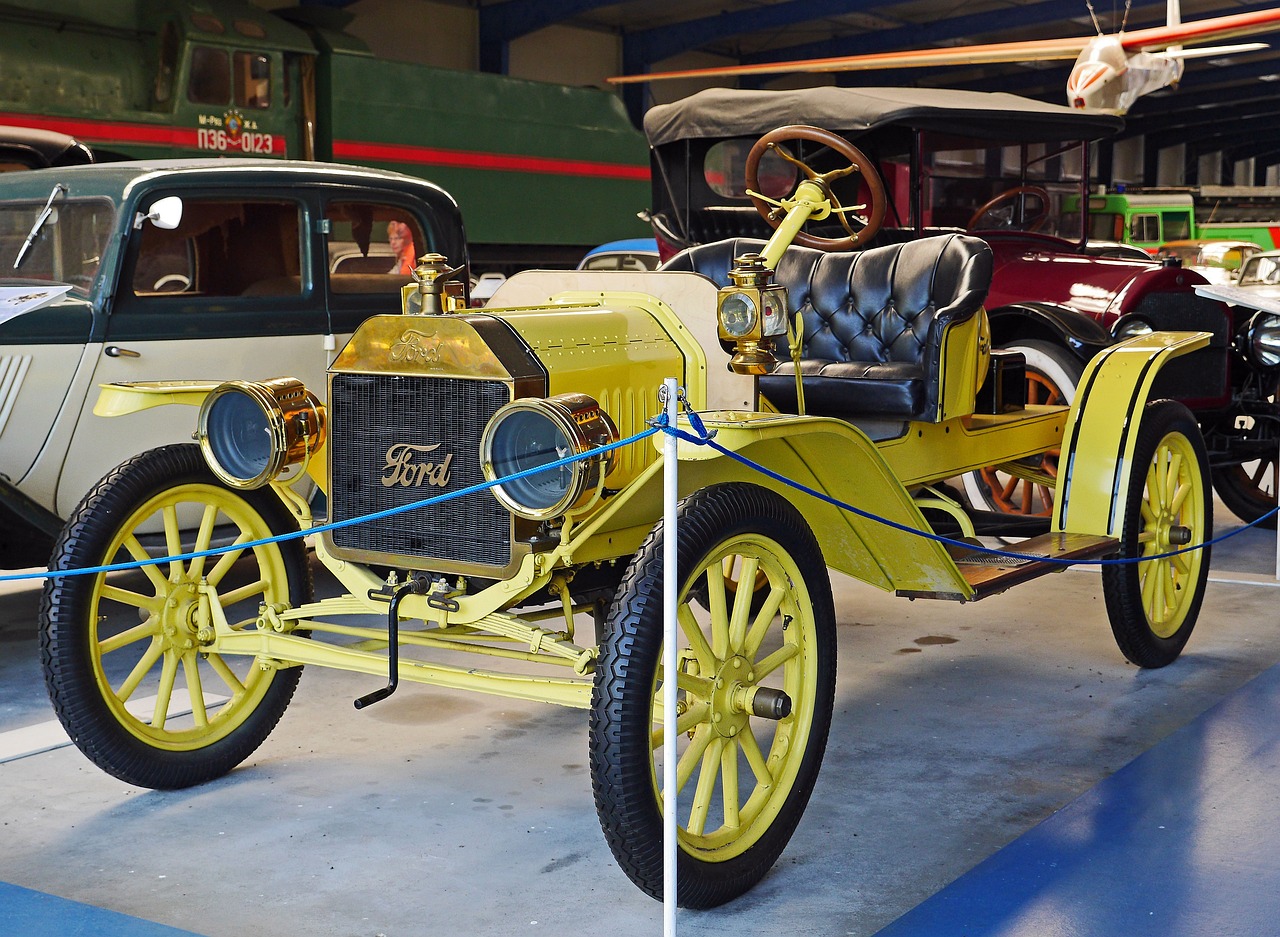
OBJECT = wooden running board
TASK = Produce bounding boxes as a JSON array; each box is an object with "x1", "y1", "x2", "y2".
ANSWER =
[{"x1": 897, "y1": 531, "x2": 1119, "y2": 601}]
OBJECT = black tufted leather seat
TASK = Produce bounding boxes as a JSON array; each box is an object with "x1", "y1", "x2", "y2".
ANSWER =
[{"x1": 661, "y1": 234, "x2": 993, "y2": 422}]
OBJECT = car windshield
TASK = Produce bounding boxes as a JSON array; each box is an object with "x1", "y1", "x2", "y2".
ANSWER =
[
  {"x1": 1, "y1": 197, "x2": 114, "y2": 293},
  {"x1": 1239, "y1": 255, "x2": 1280, "y2": 286}
]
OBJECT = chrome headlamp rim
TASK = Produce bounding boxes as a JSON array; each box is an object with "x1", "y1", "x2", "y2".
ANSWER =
[
  {"x1": 197, "y1": 378, "x2": 324, "y2": 490},
  {"x1": 480, "y1": 393, "x2": 618, "y2": 521},
  {"x1": 720, "y1": 290, "x2": 760, "y2": 338},
  {"x1": 1111, "y1": 314, "x2": 1155, "y2": 342},
  {"x1": 1245, "y1": 309, "x2": 1280, "y2": 369}
]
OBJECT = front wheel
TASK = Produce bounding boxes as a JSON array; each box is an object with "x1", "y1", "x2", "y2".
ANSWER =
[
  {"x1": 40, "y1": 444, "x2": 313, "y2": 789},
  {"x1": 1102, "y1": 400, "x2": 1211, "y2": 668},
  {"x1": 1212, "y1": 458, "x2": 1278, "y2": 529},
  {"x1": 590, "y1": 483, "x2": 836, "y2": 908}
]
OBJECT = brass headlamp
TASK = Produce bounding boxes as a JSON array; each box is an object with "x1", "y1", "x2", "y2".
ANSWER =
[
  {"x1": 198, "y1": 377, "x2": 326, "y2": 489},
  {"x1": 717, "y1": 252, "x2": 789, "y2": 375}
]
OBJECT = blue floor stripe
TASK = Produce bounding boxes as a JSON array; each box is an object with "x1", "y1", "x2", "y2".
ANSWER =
[
  {"x1": 0, "y1": 882, "x2": 206, "y2": 936},
  {"x1": 874, "y1": 661, "x2": 1280, "y2": 937}
]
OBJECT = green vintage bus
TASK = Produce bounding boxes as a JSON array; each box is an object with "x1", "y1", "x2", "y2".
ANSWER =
[
  {"x1": 0, "y1": 0, "x2": 651, "y2": 269},
  {"x1": 1081, "y1": 190, "x2": 1280, "y2": 253}
]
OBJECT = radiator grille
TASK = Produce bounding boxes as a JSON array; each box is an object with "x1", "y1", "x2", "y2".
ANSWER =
[{"x1": 329, "y1": 373, "x2": 512, "y2": 567}]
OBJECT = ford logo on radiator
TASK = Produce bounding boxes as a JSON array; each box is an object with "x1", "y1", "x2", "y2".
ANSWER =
[{"x1": 381, "y1": 442, "x2": 453, "y2": 488}]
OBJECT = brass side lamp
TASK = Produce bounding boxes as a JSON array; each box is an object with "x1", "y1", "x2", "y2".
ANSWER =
[{"x1": 717, "y1": 252, "x2": 789, "y2": 375}]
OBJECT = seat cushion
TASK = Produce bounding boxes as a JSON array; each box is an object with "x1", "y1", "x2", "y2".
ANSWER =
[{"x1": 761, "y1": 360, "x2": 925, "y2": 420}]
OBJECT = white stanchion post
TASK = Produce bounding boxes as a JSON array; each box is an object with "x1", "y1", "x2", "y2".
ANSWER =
[{"x1": 661, "y1": 378, "x2": 679, "y2": 937}]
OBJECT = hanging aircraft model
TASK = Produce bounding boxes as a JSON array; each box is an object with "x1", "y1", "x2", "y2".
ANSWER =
[{"x1": 609, "y1": 1, "x2": 1280, "y2": 114}]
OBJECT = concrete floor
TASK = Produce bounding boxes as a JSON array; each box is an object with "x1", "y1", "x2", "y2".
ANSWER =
[{"x1": 1, "y1": 506, "x2": 1278, "y2": 937}]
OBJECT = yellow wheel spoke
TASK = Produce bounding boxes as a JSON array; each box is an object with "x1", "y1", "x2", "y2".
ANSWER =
[
  {"x1": 1140, "y1": 562, "x2": 1158, "y2": 613},
  {"x1": 207, "y1": 537, "x2": 250, "y2": 587},
  {"x1": 162, "y1": 505, "x2": 184, "y2": 580},
  {"x1": 1164, "y1": 452, "x2": 1182, "y2": 505},
  {"x1": 675, "y1": 725, "x2": 713, "y2": 793},
  {"x1": 651, "y1": 700, "x2": 709, "y2": 749},
  {"x1": 187, "y1": 504, "x2": 220, "y2": 582},
  {"x1": 738, "y1": 723, "x2": 773, "y2": 787},
  {"x1": 115, "y1": 638, "x2": 164, "y2": 703},
  {"x1": 98, "y1": 584, "x2": 161, "y2": 614},
  {"x1": 206, "y1": 653, "x2": 247, "y2": 697},
  {"x1": 687, "y1": 737, "x2": 725, "y2": 836},
  {"x1": 151, "y1": 651, "x2": 179, "y2": 729},
  {"x1": 677, "y1": 605, "x2": 716, "y2": 673},
  {"x1": 743, "y1": 585, "x2": 786, "y2": 659},
  {"x1": 753, "y1": 642, "x2": 800, "y2": 681},
  {"x1": 1170, "y1": 479, "x2": 1192, "y2": 515},
  {"x1": 181, "y1": 652, "x2": 209, "y2": 728},
  {"x1": 122, "y1": 536, "x2": 169, "y2": 593},
  {"x1": 727, "y1": 555, "x2": 759, "y2": 653},
  {"x1": 98, "y1": 620, "x2": 159, "y2": 655},
  {"x1": 706, "y1": 561, "x2": 730, "y2": 659},
  {"x1": 721, "y1": 740, "x2": 741, "y2": 830},
  {"x1": 218, "y1": 578, "x2": 270, "y2": 609}
]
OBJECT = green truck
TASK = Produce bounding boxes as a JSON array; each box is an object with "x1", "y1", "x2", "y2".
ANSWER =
[{"x1": 0, "y1": 0, "x2": 650, "y2": 269}]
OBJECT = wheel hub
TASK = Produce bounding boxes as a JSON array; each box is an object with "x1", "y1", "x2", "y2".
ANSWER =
[
  {"x1": 710, "y1": 655, "x2": 753, "y2": 738},
  {"x1": 158, "y1": 579, "x2": 203, "y2": 650}
]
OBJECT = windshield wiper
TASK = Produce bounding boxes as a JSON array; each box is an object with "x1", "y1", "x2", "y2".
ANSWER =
[{"x1": 13, "y1": 183, "x2": 68, "y2": 270}]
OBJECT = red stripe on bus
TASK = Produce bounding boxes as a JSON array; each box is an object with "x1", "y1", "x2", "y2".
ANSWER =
[
  {"x1": 0, "y1": 112, "x2": 200, "y2": 148},
  {"x1": 332, "y1": 139, "x2": 649, "y2": 181}
]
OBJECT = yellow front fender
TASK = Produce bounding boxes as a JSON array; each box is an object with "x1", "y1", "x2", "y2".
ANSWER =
[
  {"x1": 586, "y1": 412, "x2": 973, "y2": 599},
  {"x1": 1054, "y1": 330, "x2": 1211, "y2": 536},
  {"x1": 92, "y1": 380, "x2": 220, "y2": 417}
]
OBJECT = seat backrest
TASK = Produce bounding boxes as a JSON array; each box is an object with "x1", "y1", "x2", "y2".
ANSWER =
[{"x1": 661, "y1": 234, "x2": 993, "y2": 367}]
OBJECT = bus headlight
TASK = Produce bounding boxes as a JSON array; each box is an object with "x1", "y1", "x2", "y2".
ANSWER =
[
  {"x1": 480, "y1": 393, "x2": 618, "y2": 520},
  {"x1": 198, "y1": 378, "x2": 325, "y2": 489}
]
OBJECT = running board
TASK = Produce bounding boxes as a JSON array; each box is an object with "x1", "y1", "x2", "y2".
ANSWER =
[{"x1": 897, "y1": 532, "x2": 1119, "y2": 601}]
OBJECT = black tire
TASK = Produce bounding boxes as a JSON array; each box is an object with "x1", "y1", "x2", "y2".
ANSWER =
[
  {"x1": 1212, "y1": 460, "x2": 1278, "y2": 529},
  {"x1": 590, "y1": 483, "x2": 836, "y2": 908},
  {"x1": 1102, "y1": 401, "x2": 1211, "y2": 668},
  {"x1": 962, "y1": 338, "x2": 1083, "y2": 517},
  {"x1": 40, "y1": 444, "x2": 312, "y2": 789}
]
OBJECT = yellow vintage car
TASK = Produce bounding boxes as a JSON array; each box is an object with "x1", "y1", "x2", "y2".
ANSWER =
[{"x1": 39, "y1": 126, "x2": 1211, "y2": 909}]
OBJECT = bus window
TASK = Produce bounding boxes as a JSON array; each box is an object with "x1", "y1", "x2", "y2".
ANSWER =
[
  {"x1": 188, "y1": 46, "x2": 230, "y2": 105},
  {"x1": 234, "y1": 52, "x2": 271, "y2": 109},
  {"x1": 1162, "y1": 211, "x2": 1192, "y2": 242},
  {"x1": 1129, "y1": 213, "x2": 1160, "y2": 243}
]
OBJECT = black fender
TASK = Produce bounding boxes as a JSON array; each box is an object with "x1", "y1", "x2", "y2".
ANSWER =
[
  {"x1": 987, "y1": 302, "x2": 1113, "y2": 364},
  {"x1": 0, "y1": 476, "x2": 61, "y2": 569}
]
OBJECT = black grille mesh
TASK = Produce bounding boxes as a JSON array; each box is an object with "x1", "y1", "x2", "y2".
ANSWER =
[{"x1": 329, "y1": 373, "x2": 512, "y2": 567}]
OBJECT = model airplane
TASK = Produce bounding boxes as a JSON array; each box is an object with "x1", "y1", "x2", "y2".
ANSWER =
[{"x1": 609, "y1": 1, "x2": 1280, "y2": 114}]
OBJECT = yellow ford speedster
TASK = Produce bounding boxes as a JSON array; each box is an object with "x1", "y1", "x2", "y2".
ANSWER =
[{"x1": 40, "y1": 126, "x2": 1211, "y2": 908}]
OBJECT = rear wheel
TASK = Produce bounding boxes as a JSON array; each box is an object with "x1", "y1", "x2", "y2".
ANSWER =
[
  {"x1": 963, "y1": 339, "x2": 1082, "y2": 517},
  {"x1": 590, "y1": 484, "x2": 836, "y2": 908},
  {"x1": 1212, "y1": 457, "x2": 1278, "y2": 529},
  {"x1": 40, "y1": 445, "x2": 312, "y2": 789},
  {"x1": 1102, "y1": 401, "x2": 1211, "y2": 668}
]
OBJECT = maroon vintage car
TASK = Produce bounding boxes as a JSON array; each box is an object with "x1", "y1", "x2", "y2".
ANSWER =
[{"x1": 644, "y1": 87, "x2": 1273, "y2": 525}]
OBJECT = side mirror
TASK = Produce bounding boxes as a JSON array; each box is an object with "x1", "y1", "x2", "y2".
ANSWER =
[{"x1": 134, "y1": 196, "x2": 183, "y2": 230}]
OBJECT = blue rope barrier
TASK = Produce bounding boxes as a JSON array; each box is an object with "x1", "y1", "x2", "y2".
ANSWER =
[
  {"x1": 0, "y1": 425, "x2": 661, "y2": 584},
  {"x1": 663, "y1": 417, "x2": 1279, "y2": 567},
  {"x1": 4, "y1": 402, "x2": 1275, "y2": 586}
]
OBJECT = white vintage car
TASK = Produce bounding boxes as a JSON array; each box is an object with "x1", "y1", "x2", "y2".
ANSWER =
[{"x1": 0, "y1": 159, "x2": 466, "y2": 566}]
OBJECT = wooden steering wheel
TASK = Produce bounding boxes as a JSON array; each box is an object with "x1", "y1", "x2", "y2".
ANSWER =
[
  {"x1": 745, "y1": 125, "x2": 886, "y2": 251},
  {"x1": 967, "y1": 185, "x2": 1051, "y2": 232}
]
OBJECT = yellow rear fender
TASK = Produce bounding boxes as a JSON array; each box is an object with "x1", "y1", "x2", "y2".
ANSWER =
[
  {"x1": 1054, "y1": 330, "x2": 1211, "y2": 536},
  {"x1": 587, "y1": 412, "x2": 972, "y2": 599}
]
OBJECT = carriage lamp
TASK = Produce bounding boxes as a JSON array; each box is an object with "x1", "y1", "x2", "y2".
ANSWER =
[
  {"x1": 480, "y1": 393, "x2": 618, "y2": 520},
  {"x1": 717, "y1": 252, "x2": 789, "y2": 375},
  {"x1": 401, "y1": 252, "x2": 468, "y2": 315},
  {"x1": 198, "y1": 378, "x2": 326, "y2": 489},
  {"x1": 1245, "y1": 310, "x2": 1280, "y2": 368}
]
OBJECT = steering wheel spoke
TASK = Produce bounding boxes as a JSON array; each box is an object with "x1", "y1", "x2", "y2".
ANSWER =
[{"x1": 746, "y1": 125, "x2": 886, "y2": 251}]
